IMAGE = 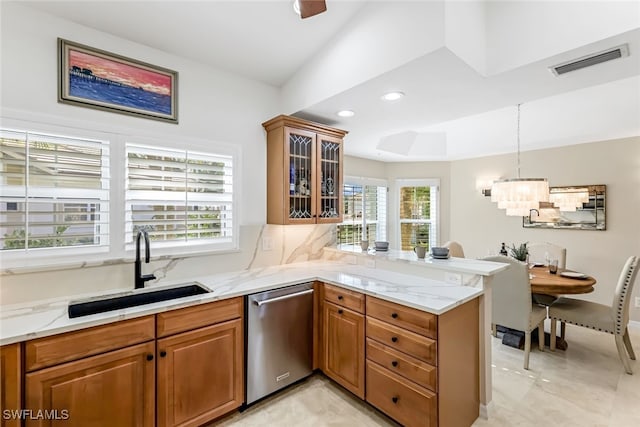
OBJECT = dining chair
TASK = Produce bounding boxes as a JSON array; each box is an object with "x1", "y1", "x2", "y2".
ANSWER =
[
  {"x1": 528, "y1": 242, "x2": 567, "y2": 268},
  {"x1": 549, "y1": 256, "x2": 639, "y2": 374},
  {"x1": 528, "y1": 242, "x2": 568, "y2": 317},
  {"x1": 443, "y1": 241, "x2": 465, "y2": 258},
  {"x1": 484, "y1": 255, "x2": 547, "y2": 370}
]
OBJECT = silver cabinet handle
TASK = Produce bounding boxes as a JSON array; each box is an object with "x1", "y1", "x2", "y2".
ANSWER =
[{"x1": 254, "y1": 289, "x2": 314, "y2": 306}]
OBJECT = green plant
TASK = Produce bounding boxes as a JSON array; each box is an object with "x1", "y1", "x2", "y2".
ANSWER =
[
  {"x1": 3, "y1": 225, "x2": 74, "y2": 250},
  {"x1": 415, "y1": 240, "x2": 429, "y2": 247},
  {"x1": 509, "y1": 242, "x2": 528, "y2": 262}
]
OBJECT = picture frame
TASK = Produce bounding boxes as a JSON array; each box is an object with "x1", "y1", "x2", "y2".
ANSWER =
[
  {"x1": 522, "y1": 185, "x2": 606, "y2": 230},
  {"x1": 58, "y1": 38, "x2": 178, "y2": 123}
]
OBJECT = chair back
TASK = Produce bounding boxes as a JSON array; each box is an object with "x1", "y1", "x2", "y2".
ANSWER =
[
  {"x1": 484, "y1": 255, "x2": 533, "y2": 332},
  {"x1": 612, "y1": 256, "x2": 639, "y2": 335},
  {"x1": 443, "y1": 241, "x2": 465, "y2": 258},
  {"x1": 527, "y1": 242, "x2": 567, "y2": 269}
]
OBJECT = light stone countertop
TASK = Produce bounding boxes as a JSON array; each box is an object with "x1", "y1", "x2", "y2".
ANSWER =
[
  {"x1": 326, "y1": 246, "x2": 507, "y2": 276},
  {"x1": 0, "y1": 259, "x2": 507, "y2": 346}
]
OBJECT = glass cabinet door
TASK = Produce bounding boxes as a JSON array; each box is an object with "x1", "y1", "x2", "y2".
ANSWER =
[
  {"x1": 317, "y1": 135, "x2": 342, "y2": 222},
  {"x1": 286, "y1": 128, "x2": 315, "y2": 222}
]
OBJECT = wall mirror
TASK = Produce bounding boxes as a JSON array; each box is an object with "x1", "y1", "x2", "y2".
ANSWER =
[{"x1": 523, "y1": 185, "x2": 606, "y2": 230}]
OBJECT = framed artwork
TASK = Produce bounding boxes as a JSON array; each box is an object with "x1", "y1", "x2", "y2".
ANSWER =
[{"x1": 58, "y1": 38, "x2": 178, "y2": 123}]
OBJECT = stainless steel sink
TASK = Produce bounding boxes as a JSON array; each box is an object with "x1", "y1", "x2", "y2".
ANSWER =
[{"x1": 68, "y1": 283, "x2": 210, "y2": 318}]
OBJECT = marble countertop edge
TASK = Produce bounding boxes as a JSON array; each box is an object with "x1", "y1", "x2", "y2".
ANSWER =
[
  {"x1": 0, "y1": 260, "x2": 484, "y2": 346},
  {"x1": 325, "y1": 247, "x2": 509, "y2": 276}
]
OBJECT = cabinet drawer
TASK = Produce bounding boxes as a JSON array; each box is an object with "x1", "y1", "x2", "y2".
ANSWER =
[
  {"x1": 323, "y1": 283, "x2": 365, "y2": 314},
  {"x1": 157, "y1": 297, "x2": 242, "y2": 338},
  {"x1": 25, "y1": 316, "x2": 155, "y2": 371},
  {"x1": 366, "y1": 317, "x2": 437, "y2": 365},
  {"x1": 367, "y1": 296, "x2": 437, "y2": 339},
  {"x1": 366, "y1": 360, "x2": 437, "y2": 427},
  {"x1": 366, "y1": 338, "x2": 437, "y2": 392}
]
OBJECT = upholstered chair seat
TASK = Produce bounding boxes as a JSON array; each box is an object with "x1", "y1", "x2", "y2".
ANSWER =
[{"x1": 549, "y1": 256, "x2": 638, "y2": 374}]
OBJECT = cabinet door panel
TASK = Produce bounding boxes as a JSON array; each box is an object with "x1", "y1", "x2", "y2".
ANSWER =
[
  {"x1": 157, "y1": 318, "x2": 243, "y2": 427},
  {"x1": 25, "y1": 342, "x2": 155, "y2": 427},
  {"x1": 316, "y1": 134, "x2": 343, "y2": 223},
  {"x1": 285, "y1": 127, "x2": 316, "y2": 224},
  {"x1": 322, "y1": 302, "x2": 364, "y2": 399},
  {"x1": 1, "y1": 344, "x2": 22, "y2": 427}
]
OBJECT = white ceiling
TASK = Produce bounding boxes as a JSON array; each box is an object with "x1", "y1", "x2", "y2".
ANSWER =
[{"x1": 18, "y1": 0, "x2": 640, "y2": 162}]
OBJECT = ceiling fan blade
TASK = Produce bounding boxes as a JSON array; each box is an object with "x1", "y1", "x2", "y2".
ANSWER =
[{"x1": 299, "y1": 0, "x2": 327, "y2": 19}]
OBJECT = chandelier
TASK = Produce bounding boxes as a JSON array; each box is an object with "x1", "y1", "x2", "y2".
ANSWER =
[{"x1": 491, "y1": 104, "x2": 549, "y2": 216}]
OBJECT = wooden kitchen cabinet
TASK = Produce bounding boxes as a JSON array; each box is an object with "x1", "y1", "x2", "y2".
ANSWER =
[
  {"x1": 262, "y1": 115, "x2": 347, "y2": 225},
  {"x1": 157, "y1": 318, "x2": 243, "y2": 427},
  {"x1": 156, "y1": 297, "x2": 244, "y2": 427},
  {"x1": 21, "y1": 297, "x2": 245, "y2": 427},
  {"x1": 322, "y1": 301, "x2": 365, "y2": 399},
  {"x1": 25, "y1": 341, "x2": 155, "y2": 427},
  {"x1": 365, "y1": 296, "x2": 479, "y2": 427},
  {"x1": 1, "y1": 343, "x2": 22, "y2": 427}
]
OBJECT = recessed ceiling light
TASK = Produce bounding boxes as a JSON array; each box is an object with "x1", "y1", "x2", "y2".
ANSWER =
[
  {"x1": 337, "y1": 110, "x2": 355, "y2": 117},
  {"x1": 381, "y1": 91, "x2": 405, "y2": 101}
]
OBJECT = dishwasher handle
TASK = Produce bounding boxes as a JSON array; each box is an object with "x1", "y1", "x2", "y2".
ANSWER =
[{"x1": 254, "y1": 289, "x2": 314, "y2": 306}]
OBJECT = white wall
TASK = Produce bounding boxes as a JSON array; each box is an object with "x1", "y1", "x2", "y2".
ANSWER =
[
  {"x1": 450, "y1": 137, "x2": 640, "y2": 321},
  {"x1": 0, "y1": 3, "x2": 335, "y2": 305},
  {"x1": 0, "y1": 2, "x2": 279, "y2": 226}
]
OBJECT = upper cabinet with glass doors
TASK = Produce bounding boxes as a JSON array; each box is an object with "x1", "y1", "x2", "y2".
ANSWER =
[{"x1": 262, "y1": 115, "x2": 347, "y2": 225}]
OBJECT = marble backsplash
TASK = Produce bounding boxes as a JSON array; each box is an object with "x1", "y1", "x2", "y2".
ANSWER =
[{"x1": 0, "y1": 224, "x2": 336, "y2": 305}]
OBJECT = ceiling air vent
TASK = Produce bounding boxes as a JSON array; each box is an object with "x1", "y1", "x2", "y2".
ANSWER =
[{"x1": 550, "y1": 44, "x2": 629, "y2": 76}]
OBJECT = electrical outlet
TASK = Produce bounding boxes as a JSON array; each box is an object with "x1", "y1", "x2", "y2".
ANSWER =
[
  {"x1": 261, "y1": 237, "x2": 273, "y2": 251},
  {"x1": 635, "y1": 297, "x2": 640, "y2": 308},
  {"x1": 445, "y1": 272, "x2": 462, "y2": 285}
]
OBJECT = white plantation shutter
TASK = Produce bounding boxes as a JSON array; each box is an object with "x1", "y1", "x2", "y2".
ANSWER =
[
  {"x1": 0, "y1": 129, "x2": 109, "y2": 251},
  {"x1": 375, "y1": 185, "x2": 387, "y2": 241},
  {"x1": 125, "y1": 144, "x2": 233, "y2": 249},
  {"x1": 397, "y1": 179, "x2": 439, "y2": 251},
  {"x1": 338, "y1": 179, "x2": 387, "y2": 246}
]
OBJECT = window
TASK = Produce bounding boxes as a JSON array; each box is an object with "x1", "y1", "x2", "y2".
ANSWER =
[
  {"x1": 337, "y1": 179, "x2": 387, "y2": 246},
  {"x1": 125, "y1": 144, "x2": 233, "y2": 251},
  {"x1": 0, "y1": 123, "x2": 237, "y2": 269},
  {"x1": 0, "y1": 129, "x2": 109, "y2": 253},
  {"x1": 397, "y1": 179, "x2": 438, "y2": 251}
]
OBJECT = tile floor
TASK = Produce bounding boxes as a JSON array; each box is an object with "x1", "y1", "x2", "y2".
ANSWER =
[{"x1": 213, "y1": 322, "x2": 640, "y2": 427}]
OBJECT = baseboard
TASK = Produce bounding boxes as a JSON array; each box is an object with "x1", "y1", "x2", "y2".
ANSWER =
[
  {"x1": 628, "y1": 320, "x2": 640, "y2": 331},
  {"x1": 479, "y1": 401, "x2": 494, "y2": 420}
]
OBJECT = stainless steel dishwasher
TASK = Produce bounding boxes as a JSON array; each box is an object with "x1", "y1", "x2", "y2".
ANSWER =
[{"x1": 246, "y1": 282, "x2": 314, "y2": 405}]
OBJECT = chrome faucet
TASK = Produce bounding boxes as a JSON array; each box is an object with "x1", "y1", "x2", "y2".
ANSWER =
[{"x1": 135, "y1": 230, "x2": 156, "y2": 289}]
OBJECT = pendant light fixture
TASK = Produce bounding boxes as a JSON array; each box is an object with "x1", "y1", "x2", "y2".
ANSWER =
[{"x1": 491, "y1": 104, "x2": 549, "y2": 216}]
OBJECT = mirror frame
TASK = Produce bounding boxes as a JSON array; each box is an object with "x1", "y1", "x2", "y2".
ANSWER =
[{"x1": 523, "y1": 185, "x2": 606, "y2": 230}]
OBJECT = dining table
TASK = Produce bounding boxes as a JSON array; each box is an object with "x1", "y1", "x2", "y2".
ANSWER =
[
  {"x1": 529, "y1": 265, "x2": 597, "y2": 350},
  {"x1": 530, "y1": 266, "x2": 597, "y2": 295}
]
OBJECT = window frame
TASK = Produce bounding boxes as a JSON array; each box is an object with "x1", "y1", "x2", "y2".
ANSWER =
[
  {"x1": 0, "y1": 126, "x2": 112, "y2": 268},
  {"x1": 394, "y1": 178, "x2": 440, "y2": 251},
  {"x1": 0, "y1": 119, "x2": 240, "y2": 270},
  {"x1": 123, "y1": 141, "x2": 237, "y2": 257},
  {"x1": 337, "y1": 176, "x2": 388, "y2": 248}
]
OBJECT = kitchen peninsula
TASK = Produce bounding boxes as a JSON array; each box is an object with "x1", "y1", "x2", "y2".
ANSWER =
[{"x1": 1, "y1": 255, "x2": 507, "y2": 427}]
